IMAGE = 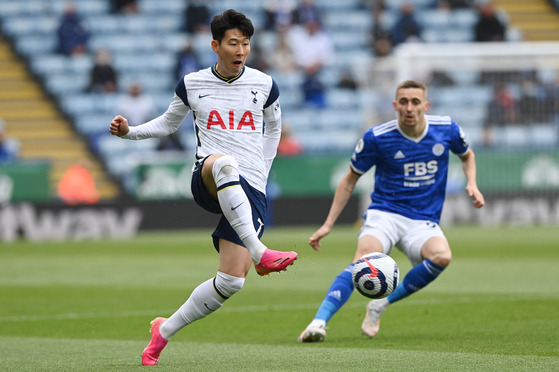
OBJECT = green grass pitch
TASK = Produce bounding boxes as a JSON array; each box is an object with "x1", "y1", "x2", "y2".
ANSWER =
[{"x1": 1, "y1": 225, "x2": 558, "y2": 371}]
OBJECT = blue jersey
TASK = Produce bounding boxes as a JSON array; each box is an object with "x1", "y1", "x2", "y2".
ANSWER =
[{"x1": 350, "y1": 115, "x2": 469, "y2": 223}]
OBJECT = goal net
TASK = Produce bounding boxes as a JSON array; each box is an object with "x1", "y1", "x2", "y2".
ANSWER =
[{"x1": 359, "y1": 42, "x2": 559, "y2": 225}]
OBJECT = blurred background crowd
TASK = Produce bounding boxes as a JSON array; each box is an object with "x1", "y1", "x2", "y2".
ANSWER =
[{"x1": 0, "y1": 0, "x2": 558, "y2": 203}]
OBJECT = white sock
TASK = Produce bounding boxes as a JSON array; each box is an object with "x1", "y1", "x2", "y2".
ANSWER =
[
  {"x1": 213, "y1": 156, "x2": 266, "y2": 263},
  {"x1": 159, "y1": 272, "x2": 245, "y2": 340},
  {"x1": 308, "y1": 319, "x2": 327, "y2": 329},
  {"x1": 159, "y1": 278, "x2": 224, "y2": 340},
  {"x1": 376, "y1": 297, "x2": 390, "y2": 308}
]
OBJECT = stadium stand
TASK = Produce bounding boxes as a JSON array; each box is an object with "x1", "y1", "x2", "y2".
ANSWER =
[
  {"x1": 1, "y1": 0, "x2": 558, "y2": 199},
  {"x1": 492, "y1": 0, "x2": 559, "y2": 41},
  {"x1": 0, "y1": 32, "x2": 119, "y2": 200}
]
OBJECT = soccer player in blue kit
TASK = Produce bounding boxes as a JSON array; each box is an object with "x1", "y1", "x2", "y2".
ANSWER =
[
  {"x1": 298, "y1": 80, "x2": 485, "y2": 343},
  {"x1": 109, "y1": 9, "x2": 297, "y2": 365}
]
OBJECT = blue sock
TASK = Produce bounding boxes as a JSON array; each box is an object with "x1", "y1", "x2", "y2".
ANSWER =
[
  {"x1": 314, "y1": 264, "x2": 355, "y2": 323},
  {"x1": 387, "y1": 258, "x2": 445, "y2": 304}
]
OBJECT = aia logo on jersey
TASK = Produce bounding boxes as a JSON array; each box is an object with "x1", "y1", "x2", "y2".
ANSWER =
[{"x1": 207, "y1": 110, "x2": 255, "y2": 130}]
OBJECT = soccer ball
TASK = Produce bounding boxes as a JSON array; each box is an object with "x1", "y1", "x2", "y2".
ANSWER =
[{"x1": 352, "y1": 252, "x2": 399, "y2": 299}]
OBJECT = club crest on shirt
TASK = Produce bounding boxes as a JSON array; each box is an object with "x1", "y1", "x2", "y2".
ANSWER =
[
  {"x1": 355, "y1": 138, "x2": 364, "y2": 153},
  {"x1": 459, "y1": 127, "x2": 469, "y2": 147},
  {"x1": 432, "y1": 143, "x2": 444, "y2": 156}
]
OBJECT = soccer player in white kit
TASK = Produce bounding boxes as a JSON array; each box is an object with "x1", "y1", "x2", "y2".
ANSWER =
[
  {"x1": 298, "y1": 80, "x2": 485, "y2": 343},
  {"x1": 109, "y1": 9, "x2": 297, "y2": 365}
]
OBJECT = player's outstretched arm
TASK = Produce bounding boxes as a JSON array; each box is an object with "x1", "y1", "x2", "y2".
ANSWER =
[
  {"x1": 109, "y1": 115, "x2": 130, "y2": 137},
  {"x1": 309, "y1": 168, "x2": 361, "y2": 251},
  {"x1": 459, "y1": 149, "x2": 485, "y2": 209}
]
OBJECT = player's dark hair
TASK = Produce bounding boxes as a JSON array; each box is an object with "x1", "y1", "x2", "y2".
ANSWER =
[{"x1": 211, "y1": 9, "x2": 254, "y2": 43}]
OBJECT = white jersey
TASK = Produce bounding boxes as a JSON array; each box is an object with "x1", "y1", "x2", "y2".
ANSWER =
[{"x1": 123, "y1": 65, "x2": 282, "y2": 194}]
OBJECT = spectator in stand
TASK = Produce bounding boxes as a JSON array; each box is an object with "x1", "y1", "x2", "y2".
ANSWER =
[
  {"x1": 301, "y1": 72, "x2": 327, "y2": 108},
  {"x1": 288, "y1": 19, "x2": 335, "y2": 108},
  {"x1": 292, "y1": 0, "x2": 322, "y2": 25},
  {"x1": 87, "y1": 49, "x2": 118, "y2": 93},
  {"x1": 486, "y1": 82, "x2": 517, "y2": 124},
  {"x1": 56, "y1": 2, "x2": 89, "y2": 56},
  {"x1": 474, "y1": 3, "x2": 506, "y2": 42},
  {"x1": 482, "y1": 81, "x2": 517, "y2": 145},
  {"x1": 438, "y1": 0, "x2": 473, "y2": 9},
  {"x1": 116, "y1": 83, "x2": 156, "y2": 126},
  {"x1": 337, "y1": 69, "x2": 358, "y2": 90},
  {"x1": 156, "y1": 131, "x2": 186, "y2": 152},
  {"x1": 57, "y1": 159, "x2": 100, "y2": 205},
  {"x1": 110, "y1": 0, "x2": 138, "y2": 14},
  {"x1": 543, "y1": 75, "x2": 559, "y2": 124},
  {"x1": 390, "y1": 3, "x2": 422, "y2": 46},
  {"x1": 267, "y1": 31, "x2": 297, "y2": 73},
  {"x1": 263, "y1": 0, "x2": 297, "y2": 32},
  {"x1": 246, "y1": 36, "x2": 270, "y2": 72},
  {"x1": 0, "y1": 119, "x2": 20, "y2": 164},
  {"x1": 369, "y1": 4, "x2": 393, "y2": 57},
  {"x1": 277, "y1": 124, "x2": 303, "y2": 156},
  {"x1": 516, "y1": 70, "x2": 549, "y2": 124},
  {"x1": 170, "y1": 42, "x2": 201, "y2": 152},
  {"x1": 184, "y1": 0, "x2": 211, "y2": 34},
  {"x1": 175, "y1": 42, "x2": 201, "y2": 80}
]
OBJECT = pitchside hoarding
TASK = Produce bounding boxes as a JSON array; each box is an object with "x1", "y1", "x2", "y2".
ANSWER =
[
  {"x1": 133, "y1": 150, "x2": 559, "y2": 200},
  {"x1": 1, "y1": 150, "x2": 558, "y2": 242}
]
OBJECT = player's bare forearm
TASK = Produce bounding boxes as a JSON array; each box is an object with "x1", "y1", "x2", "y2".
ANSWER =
[
  {"x1": 460, "y1": 150, "x2": 485, "y2": 208},
  {"x1": 308, "y1": 188, "x2": 349, "y2": 251},
  {"x1": 109, "y1": 115, "x2": 130, "y2": 137},
  {"x1": 309, "y1": 169, "x2": 360, "y2": 251}
]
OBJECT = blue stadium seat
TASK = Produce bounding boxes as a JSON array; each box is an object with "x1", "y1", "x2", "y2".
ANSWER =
[
  {"x1": 113, "y1": 53, "x2": 175, "y2": 74},
  {"x1": 89, "y1": 34, "x2": 159, "y2": 54},
  {"x1": 298, "y1": 130, "x2": 360, "y2": 153},
  {"x1": 75, "y1": 114, "x2": 116, "y2": 135},
  {"x1": 14, "y1": 35, "x2": 57, "y2": 56},
  {"x1": 1, "y1": 16, "x2": 58, "y2": 36},
  {"x1": 138, "y1": 0, "x2": 188, "y2": 15},
  {"x1": 324, "y1": 11, "x2": 372, "y2": 32},
  {"x1": 453, "y1": 9, "x2": 478, "y2": 28},
  {"x1": 430, "y1": 85, "x2": 492, "y2": 106},
  {"x1": 44, "y1": 73, "x2": 89, "y2": 95},
  {"x1": 284, "y1": 108, "x2": 322, "y2": 131},
  {"x1": 331, "y1": 30, "x2": 368, "y2": 51},
  {"x1": 96, "y1": 134, "x2": 160, "y2": 155},
  {"x1": 326, "y1": 89, "x2": 361, "y2": 110},
  {"x1": 531, "y1": 124, "x2": 559, "y2": 147},
  {"x1": 0, "y1": 0, "x2": 44, "y2": 16}
]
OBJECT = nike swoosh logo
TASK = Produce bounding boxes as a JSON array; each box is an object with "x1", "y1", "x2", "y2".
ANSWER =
[
  {"x1": 204, "y1": 302, "x2": 215, "y2": 311},
  {"x1": 199, "y1": 94, "x2": 211, "y2": 98},
  {"x1": 231, "y1": 202, "x2": 244, "y2": 211}
]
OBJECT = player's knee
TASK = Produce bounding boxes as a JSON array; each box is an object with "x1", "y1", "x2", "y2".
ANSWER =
[
  {"x1": 212, "y1": 155, "x2": 240, "y2": 185},
  {"x1": 430, "y1": 250, "x2": 452, "y2": 268},
  {"x1": 422, "y1": 237, "x2": 452, "y2": 268},
  {"x1": 214, "y1": 271, "x2": 245, "y2": 299}
]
